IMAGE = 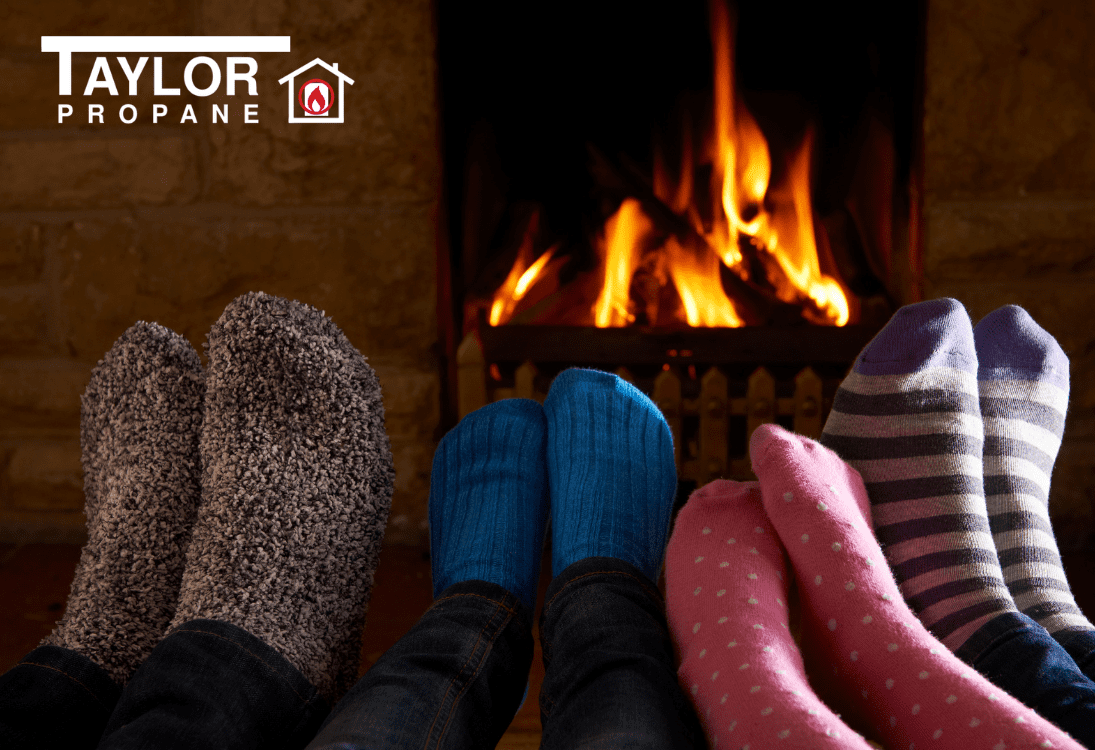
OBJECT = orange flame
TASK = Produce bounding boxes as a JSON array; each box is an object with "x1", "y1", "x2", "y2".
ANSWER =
[
  {"x1": 489, "y1": 216, "x2": 558, "y2": 326},
  {"x1": 665, "y1": 237, "x2": 744, "y2": 327},
  {"x1": 760, "y1": 130, "x2": 850, "y2": 325},
  {"x1": 594, "y1": 198, "x2": 651, "y2": 327}
]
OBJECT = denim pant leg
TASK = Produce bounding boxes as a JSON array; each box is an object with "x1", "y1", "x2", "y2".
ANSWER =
[
  {"x1": 98, "y1": 619, "x2": 329, "y2": 750},
  {"x1": 305, "y1": 580, "x2": 534, "y2": 750},
  {"x1": 538, "y1": 557, "x2": 706, "y2": 750},
  {"x1": 957, "y1": 611, "x2": 1095, "y2": 747},
  {"x1": 0, "y1": 645, "x2": 121, "y2": 750},
  {"x1": 1054, "y1": 628, "x2": 1095, "y2": 683}
]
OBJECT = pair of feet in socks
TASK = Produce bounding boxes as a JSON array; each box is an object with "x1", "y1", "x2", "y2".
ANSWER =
[
  {"x1": 428, "y1": 367, "x2": 678, "y2": 611},
  {"x1": 820, "y1": 299, "x2": 1092, "y2": 656},
  {"x1": 45, "y1": 292, "x2": 395, "y2": 704},
  {"x1": 668, "y1": 299, "x2": 1091, "y2": 749},
  {"x1": 670, "y1": 426, "x2": 1084, "y2": 750}
]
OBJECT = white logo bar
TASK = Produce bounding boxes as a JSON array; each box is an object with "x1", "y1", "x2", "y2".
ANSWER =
[
  {"x1": 41, "y1": 36, "x2": 290, "y2": 52},
  {"x1": 42, "y1": 36, "x2": 291, "y2": 95}
]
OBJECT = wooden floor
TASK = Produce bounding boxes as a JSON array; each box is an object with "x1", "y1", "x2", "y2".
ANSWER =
[{"x1": 2, "y1": 541, "x2": 1093, "y2": 748}]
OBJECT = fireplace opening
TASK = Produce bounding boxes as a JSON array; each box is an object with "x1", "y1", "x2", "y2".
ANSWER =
[{"x1": 435, "y1": 0, "x2": 925, "y2": 486}]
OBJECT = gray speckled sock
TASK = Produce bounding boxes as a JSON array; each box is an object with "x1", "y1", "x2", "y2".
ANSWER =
[
  {"x1": 170, "y1": 291, "x2": 395, "y2": 703},
  {"x1": 44, "y1": 322, "x2": 205, "y2": 685}
]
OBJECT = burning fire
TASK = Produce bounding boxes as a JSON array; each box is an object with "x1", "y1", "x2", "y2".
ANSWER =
[
  {"x1": 489, "y1": 212, "x2": 558, "y2": 327},
  {"x1": 489, "y1": 0, "x2": 850, "y2": 328}
]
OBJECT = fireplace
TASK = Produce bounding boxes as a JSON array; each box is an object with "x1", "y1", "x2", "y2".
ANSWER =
[{"x1": 435, "y1": 0, "x2": 925, "y2": 488}]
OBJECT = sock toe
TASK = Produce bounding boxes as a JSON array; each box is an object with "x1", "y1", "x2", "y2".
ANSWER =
[
  {"x1": 856, "y1": 298, "x2": 976, "y2": 376},
  {"x1": 975, "y1": 305, "x2": 1070, "y2": 389}
]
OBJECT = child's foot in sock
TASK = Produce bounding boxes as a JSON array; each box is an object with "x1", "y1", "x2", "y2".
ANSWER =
[
  {"x1": 752, "y1": 423, "x2": 1083, "y2": 750},
  {"x1": 820, "y1": 298, "x2": 1021, "y2": 655},
  {"x1": 429, "y1": 398, "x2": 549, "y2": 611},
  {"x1": 543, "y1": 368, "x2": 677, "y2": 583},
  {"x1": 666, "y1": 480, "x2": 874, "y2": 749},
  {"x1": 975, "y1": 305, "x2": 1095, "y2": 639},
  {"x1": 170, "y1": 292, "x2": 395, "y2": 703},
  {"x1": 44, "y1": 322, "x2": 205, "y2": 685}
]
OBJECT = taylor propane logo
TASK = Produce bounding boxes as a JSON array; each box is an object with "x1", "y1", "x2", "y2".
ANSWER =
[{"x1": 41, "y1": 36, "x2": 353, "y2": 125}]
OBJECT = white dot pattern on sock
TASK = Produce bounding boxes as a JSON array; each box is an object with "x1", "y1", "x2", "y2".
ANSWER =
[{"x1": 815, "y1": 575, "x2": 823, "y2": 585}]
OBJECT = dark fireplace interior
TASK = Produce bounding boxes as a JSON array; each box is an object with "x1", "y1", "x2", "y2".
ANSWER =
[{"x1": 435, "y1": 0, "x2": 926, "y2": 444}]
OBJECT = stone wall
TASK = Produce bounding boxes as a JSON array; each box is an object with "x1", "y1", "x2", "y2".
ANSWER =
[
  {"x1": 924, "y1": 0, "x2": 1095, "y2": 549},
  {"x1": 0, "y1": 0, "x2": 441, "y2": 545}
]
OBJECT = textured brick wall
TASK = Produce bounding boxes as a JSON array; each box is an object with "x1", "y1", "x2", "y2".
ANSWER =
[
  {"x1": 924, "y1": 0, "x2": 1095, "y2": 549},
  {"x1": 0, "y1": 0, "x2": 441, "y2": 545}
]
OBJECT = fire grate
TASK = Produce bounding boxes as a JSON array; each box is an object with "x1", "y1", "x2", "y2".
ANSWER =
[{"x1": 457, "y1": 321, "x2": 876, "y2": 485}]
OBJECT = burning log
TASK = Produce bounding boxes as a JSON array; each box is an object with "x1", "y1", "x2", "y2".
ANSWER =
[{"x1": 588, "y1": 144, "x2": 806, "y2": 327}]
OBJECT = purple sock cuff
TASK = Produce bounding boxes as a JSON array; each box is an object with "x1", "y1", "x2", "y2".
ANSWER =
[
  {"x1": 854, "y1": 298, "x2": 978, "y2": 377},
  {"x1": 974, "y1": 305, "x2": 1070, "y2": 391}
]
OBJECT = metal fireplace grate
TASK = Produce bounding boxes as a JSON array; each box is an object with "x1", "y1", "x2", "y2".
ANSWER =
[{"x1": 457, "y1": 322, "x2": 876, "y2": 485}]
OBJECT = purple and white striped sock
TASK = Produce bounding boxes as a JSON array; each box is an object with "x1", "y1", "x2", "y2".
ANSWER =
[
  {"x1": 974, "y1": 305, "x2": 1094, "y2": 637},
  {"x1": 820, "y1": 298, "x2": 1020, "y2": 654}
]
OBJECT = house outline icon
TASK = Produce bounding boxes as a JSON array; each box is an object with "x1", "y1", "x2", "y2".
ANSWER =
[{"x1": 278, "y1": 58, "x2": 355, "y2": 124}]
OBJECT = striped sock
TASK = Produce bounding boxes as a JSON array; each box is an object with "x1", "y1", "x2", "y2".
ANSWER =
[
  {"x1": 974, "y1": 305, "x2": 1094, "y2": 637},
  {"x1": 820, "y1": 298, "x2": 1020, "y2": 657}
]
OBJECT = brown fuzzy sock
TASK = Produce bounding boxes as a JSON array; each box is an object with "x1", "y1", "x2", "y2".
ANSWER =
[
  {"x1": 169, "y1": 292, "x2": 395, "y2": 703},
  {"x1": 44, "y1": 322, "x2": 205, "y2": 685}
]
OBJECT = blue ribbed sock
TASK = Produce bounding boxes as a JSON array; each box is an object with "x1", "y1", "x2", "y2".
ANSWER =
[
  {"x1": 543, "y1": 368, "x2": 677, "y2": 583},
  {"x1": 428, "y1": 399, "x2": 549, "y2": 611}
]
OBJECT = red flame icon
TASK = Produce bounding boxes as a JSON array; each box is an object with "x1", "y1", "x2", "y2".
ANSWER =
[{"x1": 298, "y1": 79, "x2": 334, "y2": 115}]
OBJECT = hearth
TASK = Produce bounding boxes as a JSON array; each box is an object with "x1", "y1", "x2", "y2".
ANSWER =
[{"x1": 435, "y1": 0, "x2": 925, "y2": 486}]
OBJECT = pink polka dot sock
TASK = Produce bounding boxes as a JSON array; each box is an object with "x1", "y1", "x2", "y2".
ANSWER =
[
  {"x1": 750, "y1": 422, "x2": 1084, "y2": 750},
  {"x1": 666, "y1": 480, "x2": 875, "y2": 749}
]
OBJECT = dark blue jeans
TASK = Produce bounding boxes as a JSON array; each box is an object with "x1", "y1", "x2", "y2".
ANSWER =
[
  {"x1": 0, "y1": 619, "x2": 328, "y2": 750},
  {"x1": 307, "y1": 556, "x2": 705, "y2": 749},
  {"x1": 956, "y1": 611, "x2": 1095, "y2": 747},
  {"x1": 0, "y1": 557, "x2": 704, "y2": 749},
  {"x1": 1055, "y1": 628, "x2": 1095, "y2": 682}
]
